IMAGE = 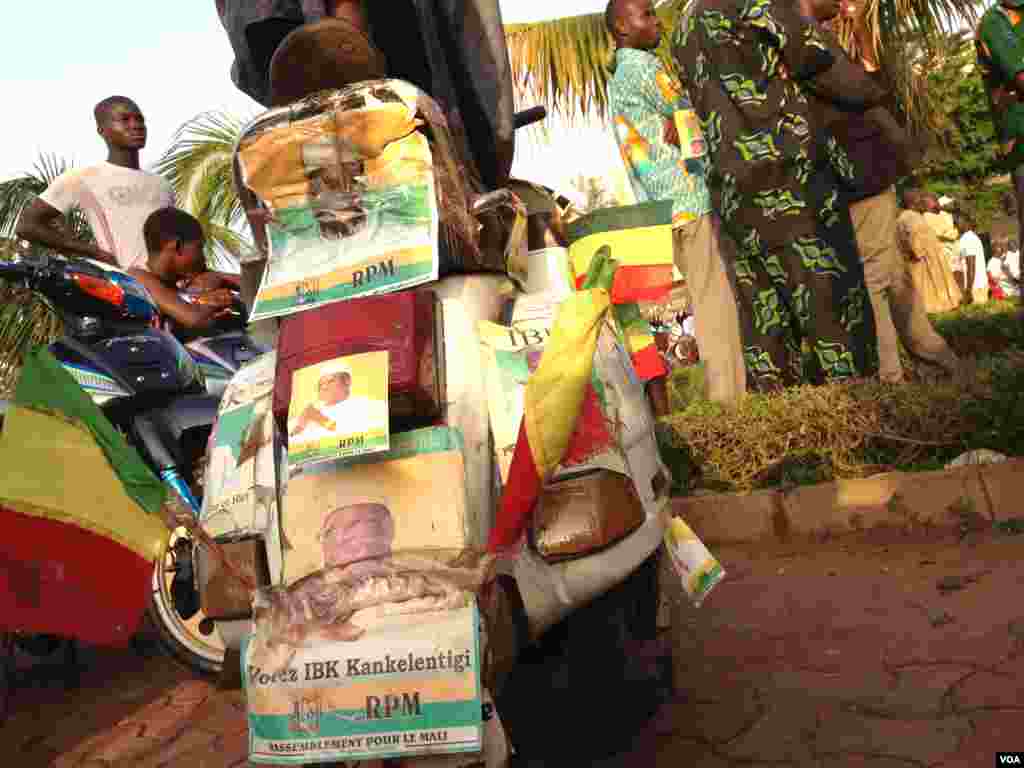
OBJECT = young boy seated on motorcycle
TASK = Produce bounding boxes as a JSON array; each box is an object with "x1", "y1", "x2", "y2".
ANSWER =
[{"x1": 130, "y1": 207, "x2": 239, "y2": 330}]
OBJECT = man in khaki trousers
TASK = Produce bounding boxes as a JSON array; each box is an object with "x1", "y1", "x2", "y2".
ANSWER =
[
  {"x1": 607, "y1": 0, "x2": 745, "y2": 405},
  {"x1": 819, "y1": 2, "x2": 959, "y2": 384},
  {"x1": 671, "y1": 216, "x2": 746, "y2": 403},
  {"x1": 850, "y1": 189, "x2": 959, "y2": 382}
]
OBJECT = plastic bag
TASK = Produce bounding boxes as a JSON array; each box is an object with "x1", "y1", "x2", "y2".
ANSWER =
[
  {"x1": 242, "y1": 556, "x2": 496, "y2": 765},
  {"x1": 251, "y1": 556, "x2": 490, "y2": 661}
]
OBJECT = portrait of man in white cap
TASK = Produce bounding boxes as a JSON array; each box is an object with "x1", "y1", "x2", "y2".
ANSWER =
[{"x1": 288, "y1": 358, "x2": 388, "y2": 445}]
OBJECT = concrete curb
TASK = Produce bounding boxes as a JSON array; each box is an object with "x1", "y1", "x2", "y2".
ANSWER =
[{"x1": 672, "y1": 458, "x2": 1024, "y2": 546}]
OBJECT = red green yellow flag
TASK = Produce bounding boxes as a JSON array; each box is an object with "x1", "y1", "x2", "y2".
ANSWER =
[
  {"x1": 488, "y1": 202, "x2": 674, "y2": 553},
  {"x1": 566, "y1": 201, "x2": 673, "y2": 381},
  {"x1": 0, "y1": 348, "x2": 169, "y2": 646}
]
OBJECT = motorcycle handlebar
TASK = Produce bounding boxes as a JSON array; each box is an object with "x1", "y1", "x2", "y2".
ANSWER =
[{"x1": 513, "y1": 106, "x2": 547, "y2": 130}]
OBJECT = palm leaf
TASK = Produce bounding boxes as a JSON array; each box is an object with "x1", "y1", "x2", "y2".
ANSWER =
[
  {"x1": 185, "y1": 160, "x2": 247, "y2": 271},
  {"x1": 155, "y1": 111, "x2": 249, "y2": 271},
  {"x1": 826, "y1": 1, "x2": 981, "y2": 145},
  {"x1": 0, "y1": 278, "x2": 62, "y2": 397},
  {"x1": 204, "y1": 223, "x2": 248, "y2": 272},
  {"x1": 0, "y1": 153, "x2": 96, "y2": 397},
  {"x1": 0, "y1": 176, "x2": 45, "y2": 239},
  {"x1": 0, "y1": 153, "x2": 95, "y2": 244},
  {"x1": 505, "y1": 0, "x2": 689, "y2": 122},
  {"x1": 828, "y1": 0, "x2": 978, "y2": 69},
  {"x1": 504, "y1": 0, "x2": 981, "y2": 139}
]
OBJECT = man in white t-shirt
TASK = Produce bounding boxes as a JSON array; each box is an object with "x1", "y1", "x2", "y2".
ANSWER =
[{"x1": 16, "y1": 96, "x2": 175, "y2": 270}]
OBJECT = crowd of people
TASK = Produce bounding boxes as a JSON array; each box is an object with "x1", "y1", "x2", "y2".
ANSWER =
[
  {"x1": 607, "y1": 0, "x2": 1023, "y2": 401},
  {"x1": 10, "y1": 0, "x2": 1024, "y2": 403}
]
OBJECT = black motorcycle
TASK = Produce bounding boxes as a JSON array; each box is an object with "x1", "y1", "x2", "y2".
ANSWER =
[{"x1": 0, "y1": 251, "x2": 263, "y2": 675}]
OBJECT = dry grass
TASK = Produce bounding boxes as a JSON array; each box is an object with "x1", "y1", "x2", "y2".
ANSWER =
[{"x1": 663, "y1": 301, "x2": 1024, "y2": 493}]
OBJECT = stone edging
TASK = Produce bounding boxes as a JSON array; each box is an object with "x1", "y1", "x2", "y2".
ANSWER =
[{"x1": 672, "y1": 458, "x2": 1024, "y2": 546}]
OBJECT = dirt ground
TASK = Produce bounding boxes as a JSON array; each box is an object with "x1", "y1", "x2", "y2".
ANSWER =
[{"x1": 2, "y1": 528, "x2": 1022, "y2": 767}]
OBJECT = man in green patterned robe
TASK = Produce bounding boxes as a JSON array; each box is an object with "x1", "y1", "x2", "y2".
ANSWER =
[{"x1": 671, "y1": 0, "x2": 886, "y2": 390}]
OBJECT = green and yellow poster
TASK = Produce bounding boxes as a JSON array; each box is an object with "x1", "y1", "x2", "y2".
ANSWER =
[{"x1": 287, "y1": 351, "x2": 390, "y2": 467}]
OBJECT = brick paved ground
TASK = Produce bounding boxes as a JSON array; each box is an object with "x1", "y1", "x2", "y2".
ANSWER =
[{"x1": 2, "y1": 529, "x2": 1021, "y2": 767}]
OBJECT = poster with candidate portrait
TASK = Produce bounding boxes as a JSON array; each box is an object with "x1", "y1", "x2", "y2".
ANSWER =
[{"x1": 287, "y1": 351, "x2": 390, "y2": 466}]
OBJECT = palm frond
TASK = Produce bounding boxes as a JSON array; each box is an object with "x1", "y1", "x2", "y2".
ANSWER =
[
  {"x1": 0, "y1": 153, "x2": 94, "y2": 244},
  {"x1": 155, "y1": 111, "x2": 249, "y2": 271},
  {"x1": 0, "y1": 278, "x2": 62, "y2": 398},
  {"x1": 829, "y1": 0, "x2": 979, "y2": 68},
  {"x1": 0, "y1": 175, "x2": 45, "y2": 238},
  {"x1": 505, "y1": 0, "x2": 982, "y2": 136},
  {"x1": 0, "y1": 153, "x2": 92, "y2": 395},
  {"x1": 187, "y1": 161, "x2": 245, "y2": 271},
  {"x1": 203, "y1": 223, "x2": 247, "y2": 272},
  {"x1": 156, "y1": 111, "x2": 247, "y2": 224},
  {"x1": 505, "y1": 0, "x2": 690, "y2": 122},
  {"x1": 827, "y1": 0, "x2": 982, "y2": 145}
]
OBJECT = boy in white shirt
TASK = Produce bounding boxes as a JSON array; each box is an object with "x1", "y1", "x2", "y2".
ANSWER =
[
  {"x1": 954, "y1": 214, "x2": 988, "y2": 304},
  {"x1": 992, "y1": 242, "x2": 1022, "y2": 298},
  {"x1": 17, "y1": 96, "x2": 175, "y2": 270}
]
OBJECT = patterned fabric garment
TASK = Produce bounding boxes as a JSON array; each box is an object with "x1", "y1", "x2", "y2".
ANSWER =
[
  {"x1": 608, "y1": 48, "x2": 712, "y2": 227},
  {"x1": 976, "y1": 3, "x2": 1024, "y2": 156},
  {"x1": 671, "y1": 0, "x2": 885, "y2": 391}
]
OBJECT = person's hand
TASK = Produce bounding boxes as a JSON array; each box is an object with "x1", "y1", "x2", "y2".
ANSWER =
[
  {"x1": 290, "y1": 405, "x2": 317, "y2": 436},
  {"x1": 664, "y1": 118, "x2": 680, "y2": 148},
  {"x1": 290, "y1": 410, "x2": 310, "y2": 437},
  {"x1": 183, "y1": 272, "x2": 226, "y2": 292},
  {"x1": 194, "y1": 287, "x2": 235, "y2": 308},
  {"x1": 246, "y1": 208, "x2": 276, "y2": 228},
  {"x1": 291, "y1": 404, "x2": 328, "y2": 435}
]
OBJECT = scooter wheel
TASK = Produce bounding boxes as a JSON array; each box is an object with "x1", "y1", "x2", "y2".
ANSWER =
[{"x1": 146, "y1": 529, "x2": 224, "y2": 677}]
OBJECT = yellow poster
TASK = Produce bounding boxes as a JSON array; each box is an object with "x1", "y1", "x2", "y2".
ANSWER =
[
  {"x1": 287, "y1": 351, "x2": 390, "y2": 466},
  {"x1": 282, "y1": 427, "x2": 472, "y2": 585},
  {"x1": 674, "y1": 109, "x2": 707, "y2": 161}
]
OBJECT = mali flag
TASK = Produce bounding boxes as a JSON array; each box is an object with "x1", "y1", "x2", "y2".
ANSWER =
[
  {"x1": 488, "y1": 204, "x2": 674, "y2": 553},
  {"x1": 0, "y1": 348, "x2": 170, "y2": 646},
  {"x1": 566, "y1": 201, "x2": 673, "y2": 381},
  {"x1": 568, "y1": 202, "x2": 674, "y2": 303}
]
